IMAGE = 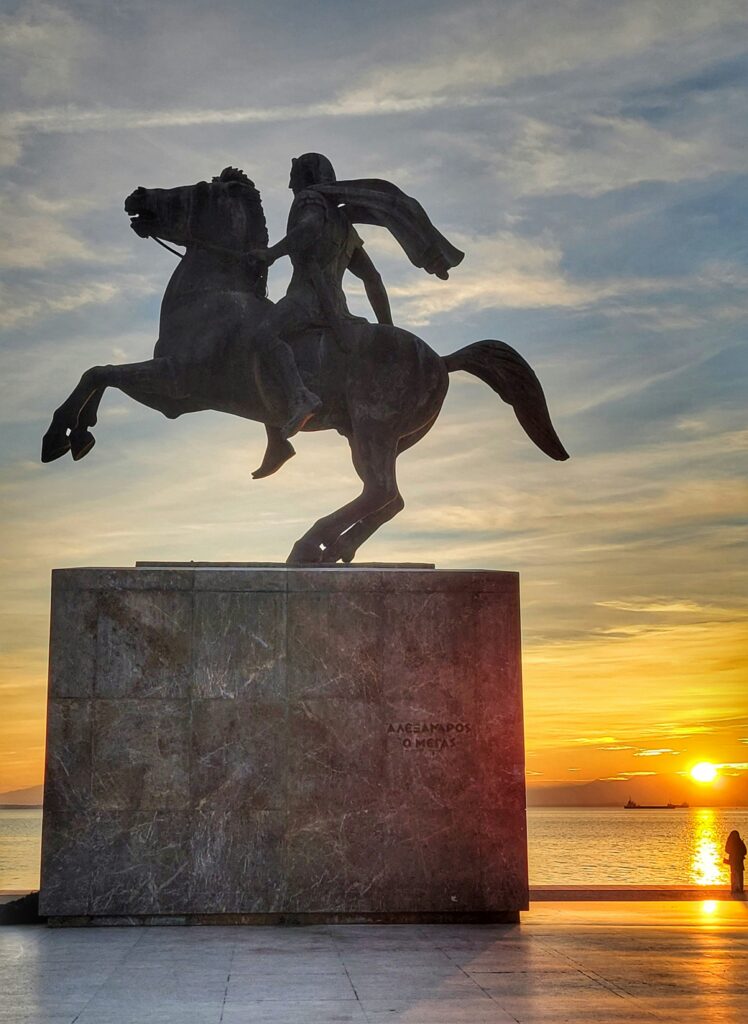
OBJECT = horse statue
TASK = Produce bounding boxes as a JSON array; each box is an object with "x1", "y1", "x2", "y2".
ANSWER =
[{"x1": 41, "y1": 167, "x2": 568, "y2": 564}]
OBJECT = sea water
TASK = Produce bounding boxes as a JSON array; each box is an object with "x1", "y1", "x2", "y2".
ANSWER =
[
  {"x1": 2, "y1": 806, "x2": 748, "y2": 891},
  {"x1": 527, "y1": 806, "x2": 748, "y2": 886},
  {"x1": 0, "y1": 809, "x2": 42, "y2": 892}
]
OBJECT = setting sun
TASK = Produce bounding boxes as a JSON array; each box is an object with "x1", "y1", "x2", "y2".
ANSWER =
[{"x1": 691, "y1": 762, "x2": 718, "y2": 784}]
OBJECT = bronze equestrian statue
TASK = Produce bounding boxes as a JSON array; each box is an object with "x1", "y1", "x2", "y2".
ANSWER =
[{"x1": 41, "y1": 158, "x2": 568, "y2": 565}]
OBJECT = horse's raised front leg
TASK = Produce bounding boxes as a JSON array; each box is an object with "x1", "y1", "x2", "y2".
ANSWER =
[
  {"x1": 41, "y1": 357, "x2": 186, "y2": 463},
  {"x1": 68, "y1": 387, "x2": 104, "y2": 461},
  {"x1": 286, "y1": 425, "x2": 401, "y2": 564}
]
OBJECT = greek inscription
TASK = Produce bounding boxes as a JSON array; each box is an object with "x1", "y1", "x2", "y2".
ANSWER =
[{"x1": 387, "y1": 722, "x2": 472, "y2": 752}]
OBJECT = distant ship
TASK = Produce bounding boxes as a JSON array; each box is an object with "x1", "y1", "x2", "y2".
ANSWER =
[{"x1": 624, "y1": 798, "x2": 689, "y2": 809}]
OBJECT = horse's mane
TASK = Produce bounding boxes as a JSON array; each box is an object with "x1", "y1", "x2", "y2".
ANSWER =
[
  {"x1": 213, "y1": 166, "x2": 256, "y2": 188},
  {"x1": 212, "y1": 166, "x2": 269, "y2": 256}
]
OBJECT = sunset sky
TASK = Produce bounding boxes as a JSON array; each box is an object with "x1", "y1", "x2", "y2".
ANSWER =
[{"x1": 1, "y1": 0, "x2": 747, "y2": 798}]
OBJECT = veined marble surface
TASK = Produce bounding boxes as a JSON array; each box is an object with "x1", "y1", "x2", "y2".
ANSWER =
[{"x1": 40, "y1": 566, "x2": 527, "y2": 920}]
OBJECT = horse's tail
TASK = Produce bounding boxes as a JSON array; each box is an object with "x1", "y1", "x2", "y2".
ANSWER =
[{"x1": 443, "y1": 340, "x2": 569, "y2": 461}]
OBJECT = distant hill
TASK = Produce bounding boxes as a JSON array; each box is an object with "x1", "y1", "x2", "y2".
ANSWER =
[
  {"x1": 527, "y1": 772, "x2": 748, "y2": 807},
  {"x1": 2, "y1": 777, "x2": 745, "y2": 810},
  {"x1": 0, "y1": 785, "x2": 43, "y2": 807}
]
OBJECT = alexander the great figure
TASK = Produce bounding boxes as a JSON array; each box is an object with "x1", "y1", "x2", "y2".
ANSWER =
[{"x1": 248, "y1": 152, "x2": 464, "y2": 478}]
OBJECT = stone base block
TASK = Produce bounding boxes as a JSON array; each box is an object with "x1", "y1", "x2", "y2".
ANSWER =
[{"x1": 40, "y1": 565, "x2": 528, "y2": 921}]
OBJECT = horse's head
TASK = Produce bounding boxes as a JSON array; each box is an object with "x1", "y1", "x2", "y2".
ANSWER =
[{"x1": 124, "y1": 167, "x2": 268, "y2": 253}]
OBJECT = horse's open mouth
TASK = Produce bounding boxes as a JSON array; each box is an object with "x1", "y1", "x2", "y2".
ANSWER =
[
  {"x1": 126, "y1": 206, "x2": 158, "y2": 236},
  {"x1": 124, "y1": 189, "x2": 158, "y2": 227},
  {"x1": 126, "y1": 209, "x2": 156, "y2": 225}
]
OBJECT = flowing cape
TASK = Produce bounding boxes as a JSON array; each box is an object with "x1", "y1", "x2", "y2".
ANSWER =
[{"x1": 315, "y1": 179, "x2": 464, "y2": 279}]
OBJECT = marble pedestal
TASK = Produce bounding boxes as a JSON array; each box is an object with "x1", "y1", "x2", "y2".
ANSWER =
[{"x1": 40, "y1": 565, "x2": 528, "y2": 923}]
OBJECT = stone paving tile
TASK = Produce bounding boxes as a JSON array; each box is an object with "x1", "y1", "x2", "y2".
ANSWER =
[
  {"x1": 230, "y1": 951, "x2": 347, "y2": 974},
  {"x1": 224, "y1": 974, "x2": 358, "y2": 1002},
  {"x1": 351, "y1": 976, "x2": 487, "y2": 1002},
  {"x1": 75, "y1": 1004, "x2": 224, "y2": 1024},
  {"x1": 119, "y1": 952, "x2": 233, "y2": 969},
  {"x1": 221, "y1": 1001, "x2": 368, "y2": 1023},
  {"x1": 0, "y1": 987, "x2": 104, "y2": 1017},
  {"x1": 497, "y1": 1009, "x2": 660, "y2": 1023},
  {"x1": 1, "y1": 904, "x2": 748, "y2": 1023},
  {"x1": 473, "y1": 966, "x2": 614, "y2": 991},
  {"x1": 360, "y1": 996, "x2": 516, "y2": 1022},
  {"x1": 491, "y1": 992, "x2": 653, "y2": 1022},
  {"x1": 641, "y1": 993, "x2": 748, "y2": 1022},
  {"x1": 0, "y1": 1015, "x2": 77, "y2": 1024},
  {"x1": 345, "y1": 963, "x2": 469, "y2": 981},
  {"x1": 340, "y1": 949, "x2": 454, "y2": 966},
  {"x1": 231, "y1": 930, "x2": 331, "y2": 949},
  {"x1": 93, "y1": 977, "x2": 229, "y2": 1004},
  {"x1": 330, "y1": 926, "x2": 446, "y2": 949},
  {"x1": 452, "y1": 951, "x2": 574, "y2": 972}
]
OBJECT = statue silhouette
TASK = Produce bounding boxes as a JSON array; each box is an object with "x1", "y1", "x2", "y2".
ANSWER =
[{"x1": 41, "y1": 164, "x2": 568, "y2": 564}]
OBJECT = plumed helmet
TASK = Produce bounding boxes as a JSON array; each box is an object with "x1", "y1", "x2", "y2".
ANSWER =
[{"x1": 291, "y1": 153, "x2": 337, "y2": 188}]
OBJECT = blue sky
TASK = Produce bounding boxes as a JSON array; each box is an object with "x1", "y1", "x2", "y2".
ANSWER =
[{"x1": 1, "y1": 0, "x2": 747, "y2": 791}]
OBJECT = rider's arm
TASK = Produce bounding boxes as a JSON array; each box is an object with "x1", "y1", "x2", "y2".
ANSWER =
[
  {"x1": 264, "y1": 202, "x2": 326, "y2": 265},
  {"x1": 348, "y1": 246, "x2": 393, "y2": 326}
]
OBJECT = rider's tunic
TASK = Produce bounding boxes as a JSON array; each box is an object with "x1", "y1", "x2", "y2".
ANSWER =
[{"x1": 282, "y1": 188, "x2": 365, "y2": 330}]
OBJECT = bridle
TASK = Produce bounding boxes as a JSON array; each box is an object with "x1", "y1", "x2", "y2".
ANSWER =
[
  {"x1": 147, "y1": 232, "x2": 267, "y2": 297},
  {"x1": 149, "y1": 234, "x2": 252, "y2": 263},
  {"x1": 151, "y1": 236, "x2": 184, "y2": 260}
]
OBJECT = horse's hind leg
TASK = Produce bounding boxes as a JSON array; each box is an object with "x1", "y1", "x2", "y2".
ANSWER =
[
  {"x1": 322, "y1": 413, "x2": 438, "y2": 563},
  {"x1": 323, "y1": 493, "x2": 405, "y2": 564},
  {"x1": 286, "y1": 426, "x2": 401, "y2": 564}
]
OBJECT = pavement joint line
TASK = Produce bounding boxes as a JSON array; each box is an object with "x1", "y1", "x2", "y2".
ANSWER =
[
  {"x1": 333, "y1": 932, "x2": 368, "y2": 1024},
  {"x1": 217, "y1": 930, "x2": 236, "y2": 1024},
  {"x1": 68, "y1": 925, "x2": 148, "y2": 1024},
  {"x1": 543, "y1": 944, "x2": 632, "y2": 996}
]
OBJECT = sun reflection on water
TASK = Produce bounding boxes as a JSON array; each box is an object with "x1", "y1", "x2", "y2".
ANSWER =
[{"x1": 689, "y1": 808, "x2": 724, "y2": 885}]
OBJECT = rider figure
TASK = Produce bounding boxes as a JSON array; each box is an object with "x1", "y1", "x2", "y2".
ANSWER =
[{"x1": 249, "y1": 152, "x2": 392, "y2": 479}]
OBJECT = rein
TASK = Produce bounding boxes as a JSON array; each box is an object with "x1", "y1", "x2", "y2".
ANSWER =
[
  {"x1": 148, "y1": 233, "x2": 268, "y2": 298},
  {"x1": 149, "y1": 234, "x2": 253, "y2": 264},
  {"x1": 151, "y1": 236, "x2": 184, "y2": 260}
]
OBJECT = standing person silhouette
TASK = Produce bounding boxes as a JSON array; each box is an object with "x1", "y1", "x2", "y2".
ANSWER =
[{"x1": 725, "y1": 830, "x2": 746, "y2": 895}]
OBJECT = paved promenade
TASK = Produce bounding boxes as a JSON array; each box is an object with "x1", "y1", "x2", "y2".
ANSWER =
[{"x1": 1, "y1": 901, "x2": 746, "y2": 1023}]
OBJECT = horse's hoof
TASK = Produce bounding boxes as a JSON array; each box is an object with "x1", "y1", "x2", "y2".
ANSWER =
[
  {"x1": 286, "y1": 540, "x2": 324, "y2": 565},
  {"x1": 319, "y1": 538, "x2": 357, "y2": 564},
  {"x1": 41, "y1": 432, "x2": 71, "y2": 463},
  {"x1": 71, "y1": 429, "x2": 96, "y2": 461}
]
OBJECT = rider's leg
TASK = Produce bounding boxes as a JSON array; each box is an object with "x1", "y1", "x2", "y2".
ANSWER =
[
  {"x1": 252, "y1": 426, "x2": 295, "y2": 480},
  {"x1": 252, "y1": 300, "x2": 321, "y2": 440},
  {"x1": 270, "y1": 338, "x2": 322, "y2": 438}
]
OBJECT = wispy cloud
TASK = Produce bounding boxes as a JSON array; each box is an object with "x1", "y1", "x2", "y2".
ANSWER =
[
  {"x1": 598, "y1": 599, "x2": 725, "y2": 614},
  {"x1": 499, "y1": 111, "x2": 748, "y2": 197},
  {"x1": 575, "y1": 736, "x2": 618, "y2": 745},
  {"x1": 634, "y1": 748, "x2": 681, "y2": 757},
  {"x1": 0, "y1": 190, "x2": 119, "y2": 270},
  {"x1": 2, "y1": 93, "x2": 498, "y2": 139},
  {"x1": 0, "y1": 274, "x2": 158, "y2": 331}
]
